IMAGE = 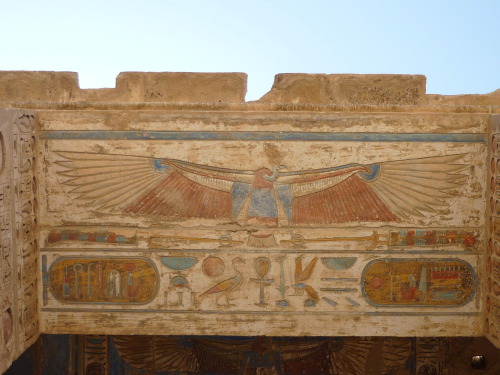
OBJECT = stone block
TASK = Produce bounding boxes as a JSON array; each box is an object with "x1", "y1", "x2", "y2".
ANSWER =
[
  {"x1": 258, "y1": 73, "x2": 426, "y2": 105},
  {"x1": 112, "y1": 72, "x2": 248, "y2": 103},
  {"x1": 428, "y1": 89, "x2": 500, "y2": 106},
  {"x1": 0, "y1": 71, "x2": 79, "y2": 102}
]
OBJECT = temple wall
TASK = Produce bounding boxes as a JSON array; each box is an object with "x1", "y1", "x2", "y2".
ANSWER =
[{"x1": 0, "y1": 71, "x2": 499, "y2": 356}]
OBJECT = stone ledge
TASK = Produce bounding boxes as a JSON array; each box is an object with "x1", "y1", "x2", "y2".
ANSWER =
[{"x1": 256, "y1": 73, "x2": 427, "y2": 105}]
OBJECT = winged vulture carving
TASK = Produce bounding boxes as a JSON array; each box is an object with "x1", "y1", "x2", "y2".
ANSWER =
[{"x1": 56, "y1": 152, "x2": 468, "y2": 225}]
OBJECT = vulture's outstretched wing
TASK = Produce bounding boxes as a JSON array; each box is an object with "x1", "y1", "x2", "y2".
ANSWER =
[
  {"x1": 364, "y1": 154, "x2": 468, "y2": 218},
  {"x1": 56, "y1": 152, "x2": 252, "y2": 219},
  {"x1": 113, "y1": 336, "x2": 200, "y2": 372},
  {"x1": 276, "y1": 153, "x2": 468, "y2": 224},
  {"x1": 56, "y1": 152, "x2": 168, "y2": 210}
]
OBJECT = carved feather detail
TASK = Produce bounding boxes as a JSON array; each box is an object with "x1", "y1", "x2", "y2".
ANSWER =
[
  {"x1": 56, "y1": 152, "x2": 169, "y2": 210},
  {"x1": 366, "y1": 154, "x2": 468, "y2": 218}
]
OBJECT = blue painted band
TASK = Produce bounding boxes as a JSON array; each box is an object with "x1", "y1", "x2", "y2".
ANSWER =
[
  {"x1": 40, "y1": 131, "x2": 486, "y2": 143},
  {"x1": 40, "y1": 307, "x2": 481, "y2": 316}
]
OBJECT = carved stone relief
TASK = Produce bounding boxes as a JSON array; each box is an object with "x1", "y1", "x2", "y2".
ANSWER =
[
  {"x1": 37, "y1": 110, "x2": 486, "y2": 338},
  {"x1": 0, "y1": 108, "x2": 39, "y2": 374}
]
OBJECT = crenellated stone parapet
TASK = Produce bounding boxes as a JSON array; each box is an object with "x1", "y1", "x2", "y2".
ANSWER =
[{"x1": 0, "y1": 71, "x2": 499, "y2": 108}]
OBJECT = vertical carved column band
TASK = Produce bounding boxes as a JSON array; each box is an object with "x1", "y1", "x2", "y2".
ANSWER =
[
  {"x1": 0, "y1": 109, "x2": 39, "y2": 374},
  {"x1": 488, "y1": 114, "x2": 500, "y2": 348},
  {"x1": 13, "y1": 110, "x2": 39, "y2": 351},
  {"x1": 0, "y1": 109, "x2": 15, "y2": 374}
]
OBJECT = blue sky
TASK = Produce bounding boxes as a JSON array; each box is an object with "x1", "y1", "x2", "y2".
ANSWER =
[{"x1": 1, "y1": 1, "x2": 499, "y2": 100}]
